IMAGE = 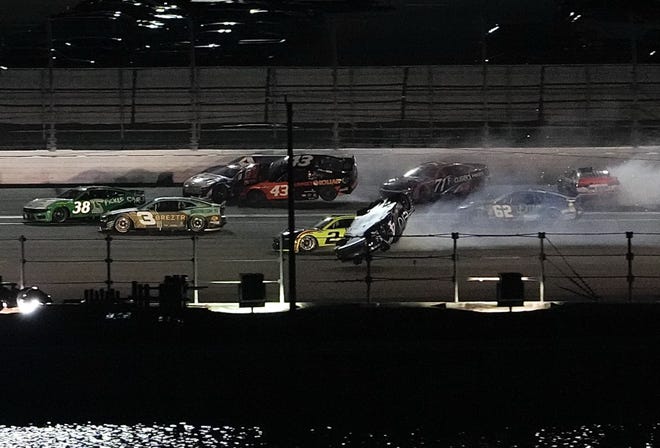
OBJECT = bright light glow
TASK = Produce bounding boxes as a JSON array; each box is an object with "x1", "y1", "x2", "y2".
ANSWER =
[
  {"x1": 250, "y1": 9, "x2": 267, "y2": 14},
  {"x1": 0, "y1": 66, "x2": 7, "y2": 70},
  {"x1": 214, "y1": 29, "x2": 232, "y2": 33},
  {"x1": 467, "y1": 276, "x2": 535, "y2": 282},
  {"x1": 17, "y1": 299, "x2": 41, "y2": 314},
  {"x1": 65, "y1": 42, "x2": 72, "y2": 46},
  {"x1": 571, "y1": 14, "x2": 582, "y2": 22},
  {"x1": 487, "y1": 25, "x2": 499, "y2": 34},
  {"x1": 154, "y1": 14, "x2": 184, "y2": 19},
  {"x1": 651, "y1": 50, "x2": 656, "y2": 56}
]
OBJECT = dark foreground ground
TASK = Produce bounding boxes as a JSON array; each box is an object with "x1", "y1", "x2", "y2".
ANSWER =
[{"x1": 1, "y1": 302, "x2": 659, "y2": 432}]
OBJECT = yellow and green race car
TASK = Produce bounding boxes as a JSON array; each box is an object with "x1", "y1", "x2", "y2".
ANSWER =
[
  {"x1": 272, "y1": 214, "x2": 355, "y2": 252},
  {"x1": 99, "y1": 197, "x2": 226, "y2": 233}
]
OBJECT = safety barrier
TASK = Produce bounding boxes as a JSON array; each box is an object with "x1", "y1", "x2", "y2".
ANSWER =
[{"x1": 1, "y1": 231, "x2": 658, "y2": 304}]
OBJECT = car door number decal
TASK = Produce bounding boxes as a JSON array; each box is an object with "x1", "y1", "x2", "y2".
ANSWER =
[
  {"x1": 325, "y1": 231, "x2": 342, "y2": 244},
  {"x1": 269, "y1": 185, "x2": 289, "y2": 197},
  {"x1": 137, "y1": 211, "x2": 157, "y2": 226},
  {"x1": 72, "y1": 201, "x2": 91, "y2": 214},
  {"x1": 492, "y1": 204, "x2": 514, "y2": 218},
  {"x1": 292, "y1": 155, "x2": 313, "y2": 167}
]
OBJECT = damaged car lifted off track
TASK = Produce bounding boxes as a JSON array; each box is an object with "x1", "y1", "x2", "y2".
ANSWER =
[{"x1": 335, "y1": 193, "x2": 414, "y2": 264}]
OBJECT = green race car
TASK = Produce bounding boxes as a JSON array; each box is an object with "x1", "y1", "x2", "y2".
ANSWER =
[
  {"x1": 99, "y1": 197, "x2": 226, "y2": 233},
  {"x1": 272, "y1": 214, "x2": 356, "y2": 252},
  {"x1": 23, "y1": 186, "x2": 145, "y2": 223}
]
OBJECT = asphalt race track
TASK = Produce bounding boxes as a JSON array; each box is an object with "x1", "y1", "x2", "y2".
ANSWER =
[{"x1": 2, "y1": 147, "x2": 660, "y2": 304}]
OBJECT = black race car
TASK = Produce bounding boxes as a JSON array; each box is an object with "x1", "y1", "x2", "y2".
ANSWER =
[
  {"x1": 182, "y1": 155, "x2": 281, "y2": 203},
  {"x1": 335, "y1": 194, "x2": 414, "y2": 264},
  {"x1": 380, "y1": 161, "x2": 489, "y2": 204}
]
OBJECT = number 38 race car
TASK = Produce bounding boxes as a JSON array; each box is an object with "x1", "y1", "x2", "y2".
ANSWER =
[
  {"x1": 99, "y1": 197, "x2": 226, "y2": 233},
  {"x1": 23, "y1": 186, "x2": 145, "y2": 223}
]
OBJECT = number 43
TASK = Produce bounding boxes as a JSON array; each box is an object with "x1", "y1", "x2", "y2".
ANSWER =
[{"x1": 269, "y1": 185, "x2": 289, "y2": 197}]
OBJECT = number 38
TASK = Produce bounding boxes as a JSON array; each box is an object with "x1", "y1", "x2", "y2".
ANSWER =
[{"x1": 72, "y1": 201, "x2": 91, "y2": 214}]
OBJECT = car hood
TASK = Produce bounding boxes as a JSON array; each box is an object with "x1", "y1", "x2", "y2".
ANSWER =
[
  {"x1": 456, "y1": 200, "x2": 483, "y2": 211},
  {"x1": 23, "y1": 198, "x2": 69, "y2": 209},
  {"x1": 101, "y1": 206, "x2": 139, "y2": 218},
  {"x1": 279, "y1": 229, "x2": 306, "y2": 238},
  {"x1": 184, "y1": 173, "x2": 231, "y2": 185},
  {"x1": 380, "y1": 176, "x2": 420, "y2": 191}
]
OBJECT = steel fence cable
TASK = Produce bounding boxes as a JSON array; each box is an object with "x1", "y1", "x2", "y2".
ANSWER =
[{"x1": 545, "y1": 236, "x2": 600, "y2": 300}]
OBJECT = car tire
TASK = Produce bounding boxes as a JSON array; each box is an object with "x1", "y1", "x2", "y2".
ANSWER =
[
  {"x1": 211, "y1": 185, "x2": 229, "y2": 203},
  {"x1": 52, "y1": 207, "x2": 69, "y2": 223},
  {"x1": 298, "y1": 235, "x2": 318, "y2": 252},
  {"x1": 189, "y1": 215, "x2": 207, "y2": 232},
  {"x1": 392, "y1": 215, "x2": 406, "y2": 243},
  {"x1": 113, "y1": 215, "x2": 133, "y2": 233},
  {"x1": 246, "y1": 190, "x2": 266, "y2": 207},
  {"x1": 319, "y1": 187, "x2": 338, "y2": 201}
]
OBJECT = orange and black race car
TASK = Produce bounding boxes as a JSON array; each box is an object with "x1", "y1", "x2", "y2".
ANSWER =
[{"x1": 237, "y1": 154, "x2": 358, "y2": 205}]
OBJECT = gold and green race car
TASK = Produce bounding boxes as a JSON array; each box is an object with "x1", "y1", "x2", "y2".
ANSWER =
[
  {"x1": 23, "y1": 186, "x2": 145, "y2": 223},
  {"x1": 99, "y1": 197, "x2": 226, "y2": 233},
  {"x1": 272, "y1": 214, "x2": 355, "y2": 252}
]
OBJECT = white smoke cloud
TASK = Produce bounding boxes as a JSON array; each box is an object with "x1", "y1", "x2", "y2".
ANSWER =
[{"x1": 610, "y1": 160, "x2": 660, "y2": 207}]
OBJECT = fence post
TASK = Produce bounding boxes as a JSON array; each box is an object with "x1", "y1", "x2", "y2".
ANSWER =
[
  {"x1": 105, "y1": 234, "x2": 113, "y2": 291},
  {"x1": 19, "y1": 235, "x2": 26, "y2": 288},
  {"x1": 279, "y1": 233, "x2": 285, "y2": 303},
  {"x1": 538, "y1": 232, "x2": 546, "y2": 303},
  {"x1": 452, "y1": 232, "x2": 459, "y2": 302},
  {"x1": 626, "y1": 231, "x2": 634, "y2": 302},
  {"x1": 365, "y1": 254, "x2": 373, "y2": 304},
  {"x1": 192, "y1": 235, "x2": 199, "y2": 304}
]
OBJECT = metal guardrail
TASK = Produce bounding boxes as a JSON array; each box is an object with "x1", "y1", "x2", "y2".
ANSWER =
[{"x1": 1, "y1": 231, "x2": 658, "y2": 304}]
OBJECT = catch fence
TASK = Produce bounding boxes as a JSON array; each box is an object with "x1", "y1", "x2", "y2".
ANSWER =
[{"x1": 1, "y1": 231, "x2": 658, "y2": 304}]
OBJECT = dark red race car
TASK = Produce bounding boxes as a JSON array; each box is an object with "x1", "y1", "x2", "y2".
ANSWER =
[
  {"x1": 556, "y1": 167, "x2": 620, "y2": 198},
  {"x1": 379, "y1": 161, "x2": 489, "y2": 204}
]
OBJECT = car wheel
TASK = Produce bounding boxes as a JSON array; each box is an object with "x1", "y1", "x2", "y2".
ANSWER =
[
  {"x1": 246, "y1": 190, "x2": 266, "y2": 207},
  {"x1": 113, "y1": 215, "x2": 133, "y2": 233},
  {"x1": 189, "y1": 215, "x2": 207, "y2": 232},
  {"x1": 211, "y1": 185, "x2": 229, "y2": 203},
  {"x1": 52, "y1": 207, "x2": 69, "y2": 223},
  {"x1": 319, "y1": 187, "x2": 338, "y2": 201},
  {"x1": 298, "y1": 235, "x2": 318, "y2": 252},
  {"x1": 392, "y1": 216, "x2": 406, "y2": 243}
]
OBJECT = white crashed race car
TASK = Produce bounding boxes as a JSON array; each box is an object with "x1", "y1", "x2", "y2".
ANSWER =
[{"x1": 335, "y1": 194, "x2": 414, "y2": 264}]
